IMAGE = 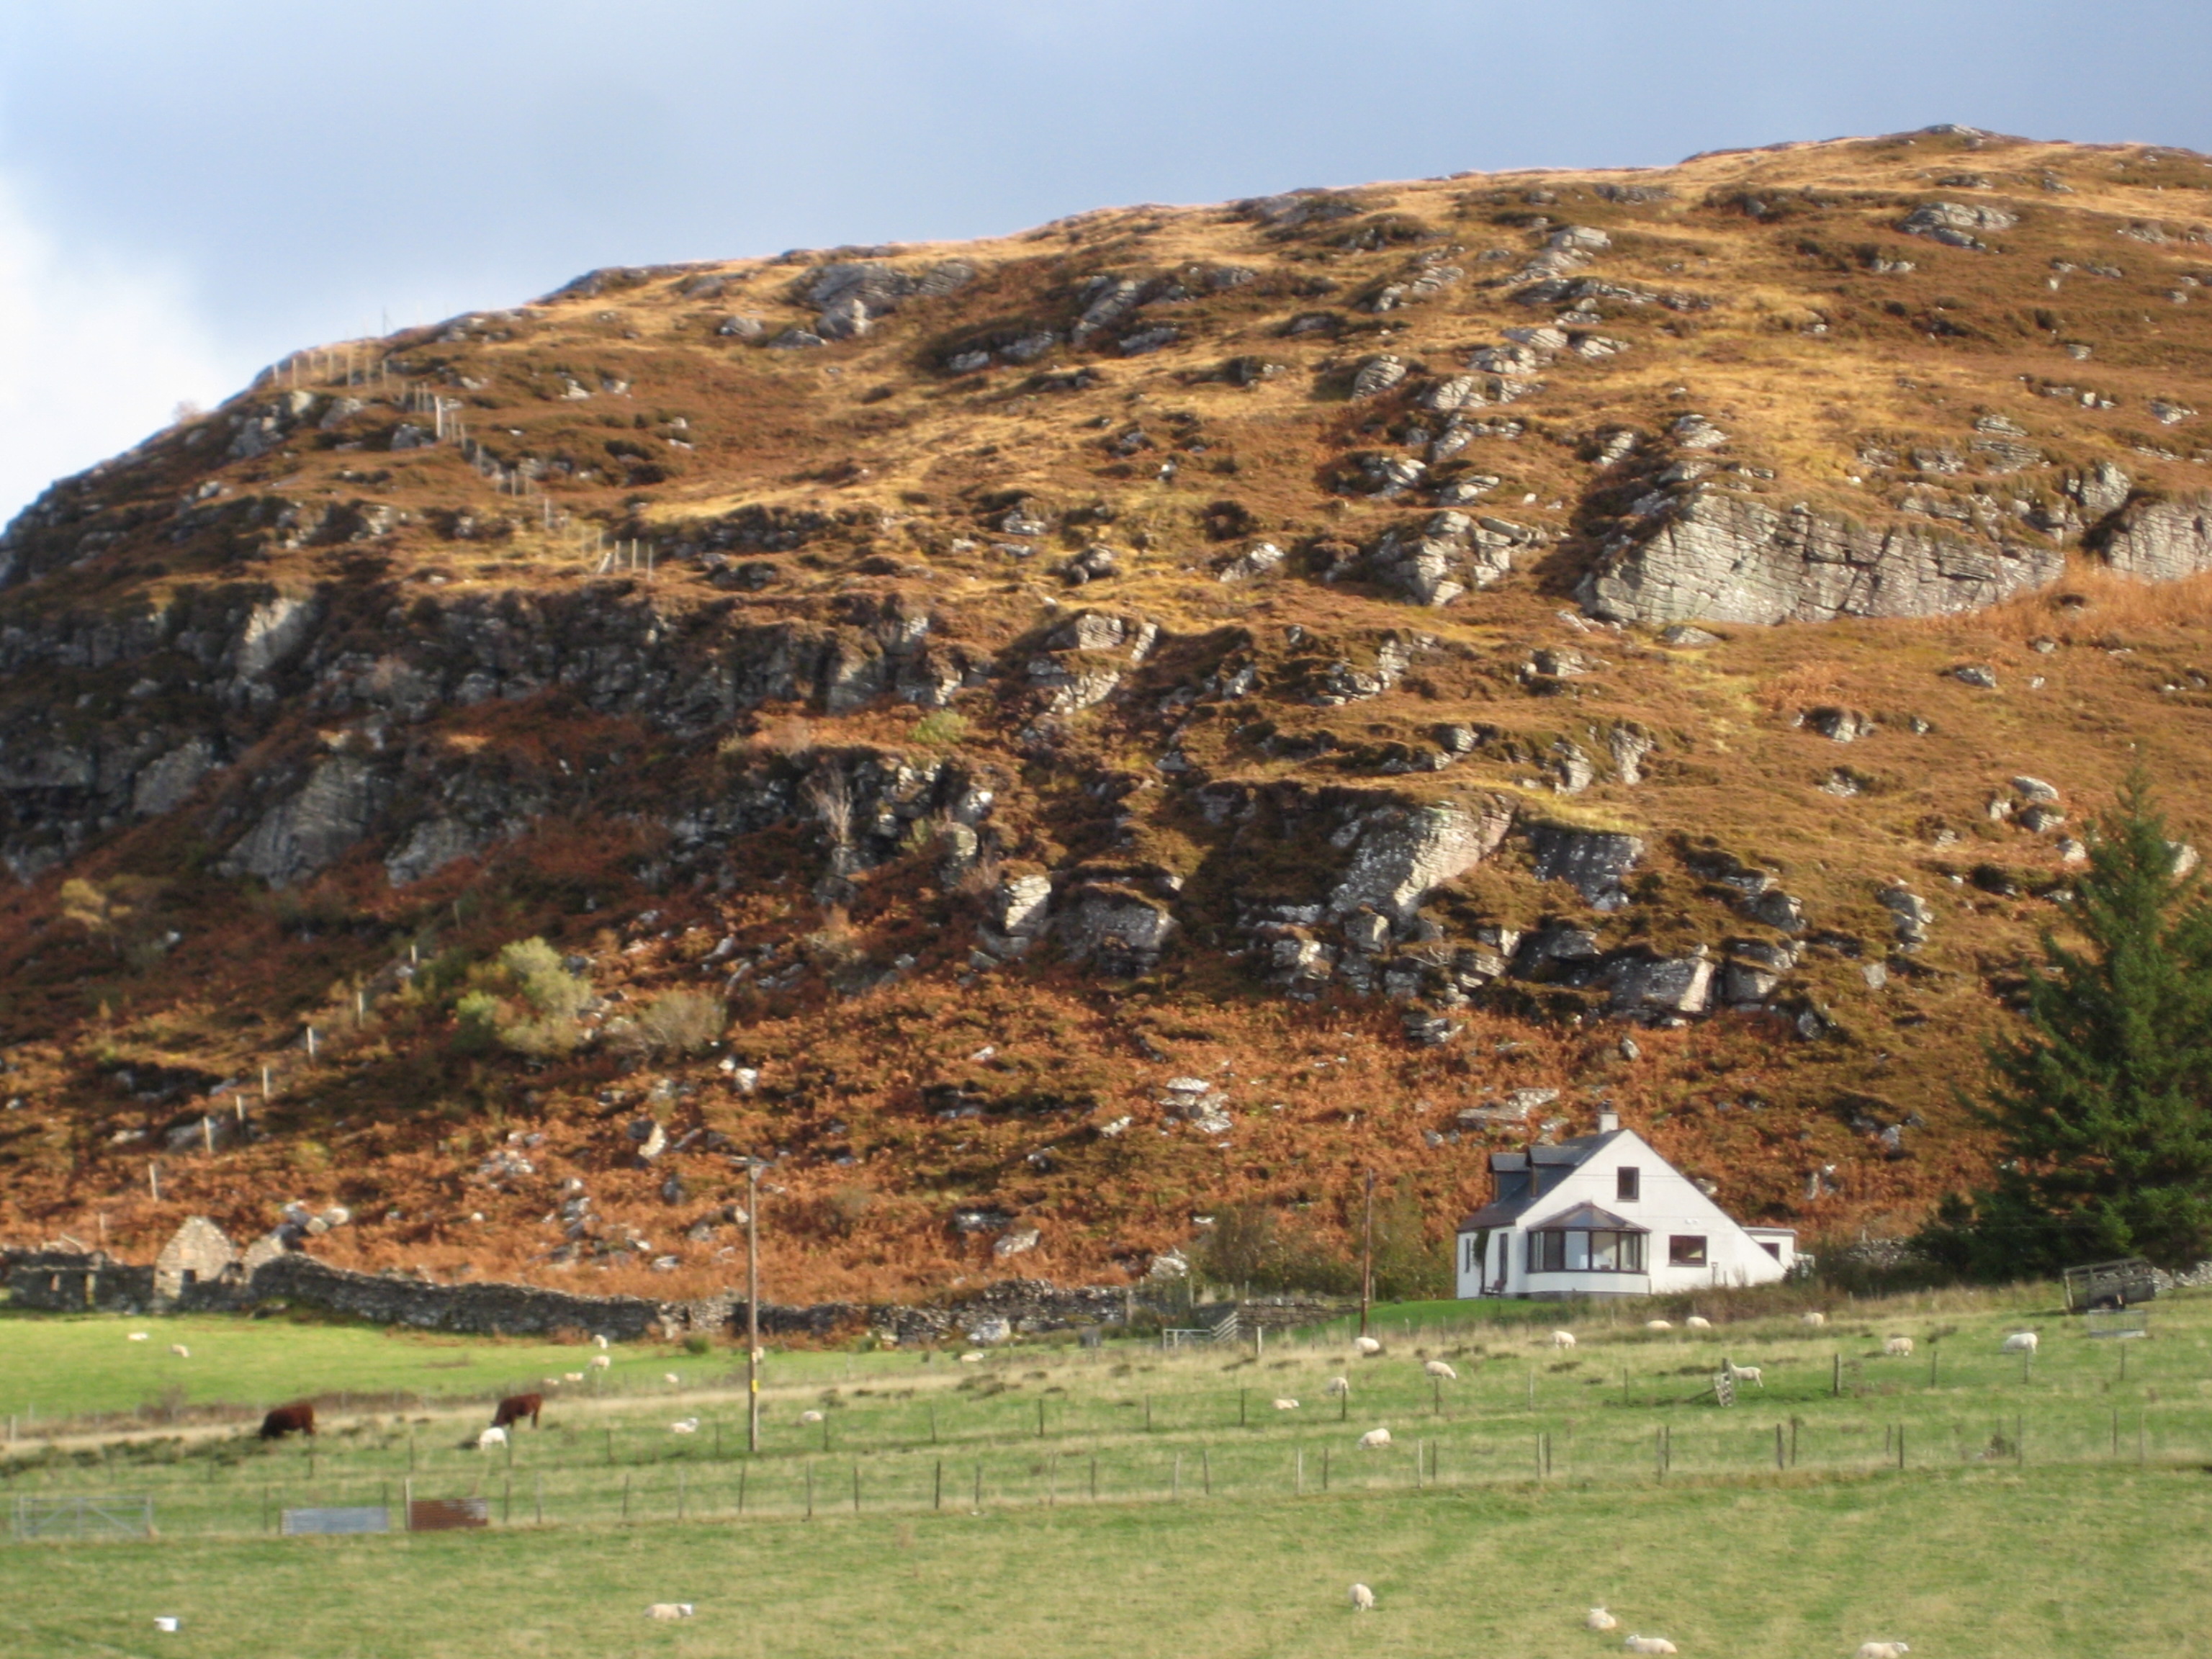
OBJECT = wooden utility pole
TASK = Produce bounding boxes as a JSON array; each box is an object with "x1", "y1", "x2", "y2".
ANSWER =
[
  {"x1": 747, "y1": 1160, "x2": 762, "y2": 1454},
  {"x1": 1359, "y1": 1168, "x2": 1375, "y2": 1338}
]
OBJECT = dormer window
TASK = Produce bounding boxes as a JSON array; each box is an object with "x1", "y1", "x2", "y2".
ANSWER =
[{"x1": 1617, "y1": 1166, "x2": 1640, "y2": 1202}]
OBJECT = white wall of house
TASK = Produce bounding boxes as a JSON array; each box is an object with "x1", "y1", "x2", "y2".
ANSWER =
[{"x1": 1455, "y1": 1129, "x2": 1791, "y2": 1299}]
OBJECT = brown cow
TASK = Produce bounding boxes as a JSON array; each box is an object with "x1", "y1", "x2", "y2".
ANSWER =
[
  {"x1": 491, "y1": 1392, "x2": 542, "y2": 1430},
  {"x1": 259, "y1": 1402, "x2": 316, "y2": 1439}
]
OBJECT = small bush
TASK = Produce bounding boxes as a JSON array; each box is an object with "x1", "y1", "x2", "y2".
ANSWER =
[
  {"x1": 683, "y1": 1334, "x2": 712, "y2": 1356},
  {"x1": 632, "y1": 990, "x2": 724, "y2": 1056},
  {"x1": 912, "y1": 710, "x2": 970, "y2": 747}
]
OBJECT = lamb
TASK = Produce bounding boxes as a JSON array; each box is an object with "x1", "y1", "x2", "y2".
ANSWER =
[
  {"x1": 1349, "y1": 1583, "x2": 1376, "y2": 1612},
  {"x1": 1357, "y1": 1427, "x2": 1393, "y2": 1449},
  {"x1": 2001, "y1": 1331, "x2": 2039, "y2": 1354},
  {"x1": 1685, "y1": 1316, "x2": 1712, "y2": 1331},
  {"x1": 1644, "y1": 1320, "x2": 1672, "y2": 1332},
  {"x1": 1353, "y1": 1335, "x2": 1383, "y2": 1356},
  {"x1": 127, "y1": 1332, "x2": 149, "y2": 1342},
  {"x1": 799, "y1": 1409, "x2": 824, "y2": 1424},
  {"x1": 1854, "y1": 1644, "x2": 1910, "y2": 1659},
  {"x1": 670, "y1": 1417, "x2": 700, "y2": 1434},
  {"x1": 593, "y1": 1334, "x2": 611, "y2": 1349},
  {"x1": 1586, "y1": 1606, "x2": 1619, "y2": 1632},
  {"x1": 1801, "y1": 1311, "x2": 1828, "y2": 1328},
  {"x1": 1720, "y1": 1357, "x2": 1763, "y2": 1388},
  {"x1": 644, "y1": 1604, "x2": 696, "y2": 1621},
  {"x1": 590, "y1": 1354, "x2": 611, "y2": 1370},
  {"x1": 563, "y1": 1372, "x2": 585, "y2": 1382},
  {"x1": 664, "y1": 1372, "x2": 681, "y2": 1385},
  {"x1": 477, "y1": 1426, "x2": 508, "y2": 1451},
  {"x1": 1272, "y1": 1398, "x2": 1300, "y2": 1411},
  {"x1": 1423, "y1": 1360, "x2": 1458, "y2": 1380},
  {"x1": 1883, "y1": 1336, "x2": 1915, "y2": 1357},
  {"x1": 1624, "y1": 1637, "x2": 1677, "y2": 1655},
  {"x1": 1326, "y1": 1376, "x2": 1352, "y2": 1395},
  {"x1": 169, "y1": 1344, "x2": 190, "y2": 1358},
  {"x1": 1550, "y1": 1330, "x2": 1577, "y2": 1349}
]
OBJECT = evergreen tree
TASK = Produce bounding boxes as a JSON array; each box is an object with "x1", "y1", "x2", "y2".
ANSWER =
[{"x1": 1933, "y1": 774, "x2": 2212, "y2": 1273}]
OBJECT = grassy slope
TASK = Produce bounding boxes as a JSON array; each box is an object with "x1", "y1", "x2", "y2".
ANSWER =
[{"x1": 4, "y1": 131, "x2": 2212, "y2": 1297}]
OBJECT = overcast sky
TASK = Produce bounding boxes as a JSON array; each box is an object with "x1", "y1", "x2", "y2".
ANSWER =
[{"x1": 3, "y1": 0, "x2": 2210, "y2": 520}]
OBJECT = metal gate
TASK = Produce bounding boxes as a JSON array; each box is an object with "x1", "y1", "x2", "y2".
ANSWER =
[{"x1": 11, "y1": 1494, "x2": 153, "y2": 1541}]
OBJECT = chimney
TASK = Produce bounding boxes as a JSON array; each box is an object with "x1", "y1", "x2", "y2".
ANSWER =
[{"x1": 1597, "y1": 1107, "x2": 1620, "y2": 1135}]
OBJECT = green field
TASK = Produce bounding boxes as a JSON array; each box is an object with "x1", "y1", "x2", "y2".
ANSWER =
[{"x1": 0, "y1": 1286, "x2": 2208, "y2": 1656}]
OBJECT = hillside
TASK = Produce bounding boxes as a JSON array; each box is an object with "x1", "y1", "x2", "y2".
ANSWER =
[{"x1": 6, "y1": 123, "x2": 2212, "y2": 1303}]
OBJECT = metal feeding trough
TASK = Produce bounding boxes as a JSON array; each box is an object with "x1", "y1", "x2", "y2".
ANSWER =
[{"x1": 2062, "y1": 1258, "x2": 2157, "y2": 1313}]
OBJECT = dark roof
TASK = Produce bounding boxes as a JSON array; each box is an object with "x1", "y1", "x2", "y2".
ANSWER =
[
  {"x1": 1525, "y1": 1200, "x2": 1647, "y2": 1234},
  {"x1": 1459, "y1": 1129, "x2": 1633, "y2": 1232}
]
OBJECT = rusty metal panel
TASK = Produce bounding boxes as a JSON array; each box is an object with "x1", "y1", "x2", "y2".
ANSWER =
[{"x1": 406, "y1": 1497, "x2": 489, "y2": 1532}]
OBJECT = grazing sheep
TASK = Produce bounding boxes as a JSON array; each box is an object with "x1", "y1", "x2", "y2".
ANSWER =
[
  {"x1": 1721, "y1": 1357, "x2": 1763, "y2": 1388},
  {"x1": 477, "y1": 1426, "x2": 508, "y2": 1451},
  {"x1": 1273, "y1": 1398, "x2": 1300, "y2": 1411},
  {"x1": 1357, "y1": 1427, "x2": 1393, "y2": 1449},
  {"x1": 1326, "y1": 1375, "x2": 1352, "y2": 1395},
  {"x1": 1854, "y1": 1645, "x2": 1910, "y2": 1659},
  {"x1": 645, "y1": 1603, "x2": 696, "y2": 1620},
  {"x1": 1349, "y1": 1583, "x2": 1375, "y2": 1612},
  {"x1": 1883, "y1": 1336, "x2": 1915, "y2": 1358},
  {"x1": 1801, "y1": 1311, "x2": 1828, "y2": 1328},
  {"x1": 959, "y1": 1351, "x2": 986, "y2": 1364},
  {"x1": 1587, "y1": 1606, "x2": 1619, "y2": 1632},
  {"x1": 670, "y1": 1417, "x2": 700, "y2": 1434},
  {"x1": 2001, "y1": 1331, "x2": 2039, "y2": 1354},
  {"x1": 127, "y1": 1332, "x2": 149, "y2": 1342},
  {"x1": 1624, "y1": 1637, "x2": 1677, "y2": 1655},
  {"x1": 1644, "y1": 1320, "x2": 1672, "y2": 1332},
  {"x1": 170, "y1": 1344, "x2": 190, "y2": 1358},
  {"x1": 1354, "y1": 1335, "x2": 1383, "y2": 1356},
  {"x1": 1685, "y1": 1316, "x2": 1712, "y2": 1331},
  {"x1": 664, "y1": 1372, "x2": 681, "y2": 1385},
  {"x1": 563, "y1": 1372, "x2": 585, "y2": 1383},
  {"x1": 799, "y1": 1409, "x2": 824, "y2": 1424},
  {"x1": 590, "y1": 1354, "x2": 611, "y2": 1370},
  {"x1": 1550, "y1": 1331, "x2": 1577, "y2": 1349},
  {"x1": 593, "y1": 1334, "x2": 610, "y2": 1349},
  {"x1": 1424, "y1": 1360, "x2": 1458, "y2": 1380}
]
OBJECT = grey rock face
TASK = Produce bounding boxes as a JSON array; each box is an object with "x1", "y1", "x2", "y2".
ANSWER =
[
  {"x1": 2101, "y1": 494, "x2": 2212, "y2": 582},
  {"x1": 1608, "y1": 724, "x2": 1656, "y2": 784},
  {"x1": 1608, "y1": 952, "x2": 1714, "y2": 1017},
  {"x1": 1351, "y1": 355, "x2": 1409, "y2": 398},
  {"x1": 1528, "y1": 824, "x2": 1644, "y2": 912},
  {"x1": 1580, "y1": 492, "x2": 2065, "y2": 626},
  {"x1": 1058, "y1": 884, "x2": 1177, "y2": 974},
  {"x1": 1899, "y1": 201, "x2": 2018, "y2": 248},
  {"x1": 220, "y1": 755, "x2": 385, "y2": 886},
  {"x1": 1328, "y1": 799, "x2": 1514, "y2": 921},
  {"x1": 132, "y1": 739, "x2": 218, "y2": 817}
]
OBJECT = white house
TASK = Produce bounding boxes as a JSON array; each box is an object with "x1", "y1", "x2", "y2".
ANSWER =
[{"x1": 1456, "y1": 1110, "x2": 1796, "y2": 1299}]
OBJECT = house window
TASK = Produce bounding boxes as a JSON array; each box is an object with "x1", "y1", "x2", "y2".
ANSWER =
[
  {"x1": 1669, "y1": 1235, "x2": 1708, "y2": 1267},
  {"x1": 1530, "y1": 1228, "x2": 1646, "y2": 1274},
  {"x1": 1617, "y1": 1166, "x2": 1640, "y2": 1202},
  {"x1": 1758, "y1": 1240, "x2": 1781, "y2": 1261}
]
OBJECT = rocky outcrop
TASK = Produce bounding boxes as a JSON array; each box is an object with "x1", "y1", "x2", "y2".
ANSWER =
[
  {"x1": 2100, "y1": 493, "x2": 2212, "y2": 581},
  {"x1": 1327, "y1": 798, "x2": 1515, "y2": 920},
  {"x1": 1580, "y1": 493, "x2": 2066, "y2": 626}
]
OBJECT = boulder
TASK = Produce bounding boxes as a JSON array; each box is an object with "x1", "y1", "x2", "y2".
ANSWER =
[
  {"x1": 1528, "y1": 824, "x2": 1644, "y2": 912},
  {"x1": 1899, "y1": 201, "x2": 2018, "y2": 248},
  {"x1": 1608, "y1": 951, "x2": 1714, "y2": 1017},
  {"x1": 2101, "y1": 494, "x2": 2212, "y2": 582},
  {"x1": 1059, "y1": 884, "x2": 1177, "y2": 974},
  {"x1": 1328, "y1": 799, "x2": 1514, "y2": 921}
]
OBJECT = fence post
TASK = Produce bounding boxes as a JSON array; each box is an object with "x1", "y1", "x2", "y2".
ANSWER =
[
  {"x1": 851, "y1": 1465, "x2": 859, "y2": 1514},
  {"x1": 2015, "y1": 1415, "x2": 2024, "y2": 1466},
  {"x1": 973, "y1": 1463, "x2": 982, "y2": 1512},
  {"x1": 1145, "y1": 1396, "x2": 1152, "y2": 1432},
  {"x1": 1241, "y1": 1388, "x2": 1247, "y2": 1427},
  {"x1": 930, "y1": 1405, "x2": 938, "y2": 1444},
  {"x1": 1322, "y1": 1446, "x2": 1331, "y2": 1491},
  {"x1": 1896, "y1": 1426, "x2": 1905, "y2": 1471},
  {"x1": 1832, "y1": 1353, "x2": 1842, "y2": 1397},
  {"x1": 933, "y1": 1461, "x2": 943, "y2": 1511},
  {"x1": 1773, "y1": 1424, "x2": 1784, "y2": 1471},
  {"x1": 1038, "y1": 1398, "x2": 1046, "y2": 1439},
  {"x1": 804, "y1": 1465, "x2": 813, "y2": 1521}
]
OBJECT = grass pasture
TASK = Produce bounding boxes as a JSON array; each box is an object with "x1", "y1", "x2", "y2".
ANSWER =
[{"x1": 0, "y1": 1285, "x2": 2208, "y2": 1655}]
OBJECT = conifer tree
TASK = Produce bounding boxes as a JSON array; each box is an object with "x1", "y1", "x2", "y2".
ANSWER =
[{"x1": 1934, "y1": 774, "x2": 2212, "y2": 1272}]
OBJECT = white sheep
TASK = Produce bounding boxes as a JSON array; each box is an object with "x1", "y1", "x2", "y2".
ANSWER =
[
  {"x1": 1550, "y1": 1330, "x2": 1577, "y2": 1349},
  {"x1": 1423, "y1": 1360, "x2": 1458, "y2": 1380},
  {"x1": 1854, "y1": 1644, "x2": 1910, "y2": 1659},
  {"x1": 1801, "y1": 1310, "x2": 1828, "y2": 1328},
  {"x1": 590, "y1": 1354, "x2": 611, "y2": 1370},
  {"x1": 1357, "y1": 1427, "x2": 1393, "y2": 1449},
  {"x1": 127, "y1": 1332, "x2": 149, "y2": 1342},
  {"x1": 2001, "y1": 1331, "x2": 2038, "y2": 1354},
  {"x1": 169, "y1": 1344, "x2": 190, "y2": 1358},
  {"x1": 1645, "y1": 1319, "x2": 1672, "y2": 1332},
  {"x1": 664, "y1": 1372, "x2": 681, "y2": 1385},
  {"x1": 1349, "y1": 1583, "x2": 1376, "y2": 1612},
  {"x1": 1353, "y1": 1335, "x2": 1383, "y2": 1356},
  {"x1": 543, "y1": 1376, "x2": 563, "y2": 1387},
  {"x1": 563, "y1": 1371, "x2": 585, "y2": 1383},
  {"x1": 799, "y1": 1409, "x2": 824, "y2": 1424},
  {"x1": 1272, "y1": 1398, "x2": 1300, "y2": 1411},
  {"x1": 1685, "y1": 1316, "x2": 1712, "y2": 1331},
  {"x1": 644, "y1": 1603, "x2": 696, "y2": 1620},
  {"x1": 1587, "y1": 1606, "x2": 1619, "y2": 1632},
  {"x1": 1721, "y1": 1357, "x2": 1763, "y2": 1388},
  {"x1": 1883, "y1": 1336, "x2": 1915, "y2": 1357},
  {"x1": 959, "y1": 1351, "x2": 986, "y2": 1364},
  {"x1": 477, "y1": 1426, "x2": 508, "y2": 1451},
  {"x1": 670, "y1": 1417, "x2": 700, "y2": 1434},
  {"x1": 593, "y1": 1334, "x2": 610, "y2": 1349},
  {"x1": 1624, "y1": 1637, "x2": 1678, "y2": 1655},
  {"x1": 1326, "y1": 1375, "x2": 1351, "y2": 1395}
]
